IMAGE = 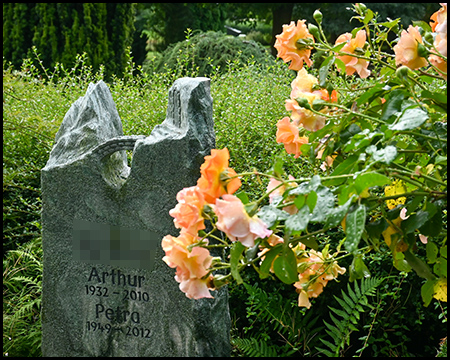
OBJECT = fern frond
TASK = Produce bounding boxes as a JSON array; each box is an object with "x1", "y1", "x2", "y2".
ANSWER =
[
  {"x1": 231, "y1": 337, "x2": 278, "y2": 357},
  {"x1": 318, "y1": 277, "x2": 384, "y2": 357}
]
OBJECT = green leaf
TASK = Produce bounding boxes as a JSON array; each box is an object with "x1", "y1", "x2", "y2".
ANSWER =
[
  {"x1": 319, "y1": 55, "x2": 335, "y2": 87},
  {"x1": 236, "y1": 191, "x2": 249, "y2": 204},
  {"x1": 401, "y1": 210, "x2": 430, "y2": 234},
  {"x1": 426, "y1": 242, "x2": 439, "y2": 264},
  {"x1": 419, "y1": 202, "x2": 442, "y2": 237},
  {"x1": 230, "y1": 241, "x2": 245, "y2": 284},
  {"x1": 306, "y1": 191, "x2": 317, "y2": 213},
  {"x1": 344, "y1": 204, "x2": 366, "y2": 253},
  {"x1": 259, "y1": 245, "x2": 282, "y2": 278},
  {"x1": 349, "y1": 254, "x2": 371, "y2": 281},
  {"x1": 273, "y1": 247, "x2": 298, "y2": 284},
  {"x1": 293, "y1": 195, "x2": 306, "y2": 210},
  {"x1": 356, "y1": 83, "x2": 385, "y2": 106},
  {"x1": 257, "y1": 205, "x2": 289, "y2": 228},
  {"x1": 363, "y1": 9, "x2": 374, "y2": 24},
  {"x1": 334, "y1": 57, "x2": 346, "y2": 73},
  {"x1": 285, "y1": 205, "x2": 310, "y2": 234},
  {"x1": 354, "y1": 172, "x2": 390, "y2": 195},
  {"x1": 324, "y1": 196, "x2": 354, "y2": 229},
  {"x1": 421, "y1": 279, "x2": 435, "y2": 307},
  {"x1": 288, "y1": 175, "x2": 321, "y2": 195},
  {"x1": 366, "y1": 217, "x2": 388, "y2": 241},
  {"x1": 310, "y1": 186, "x2": 335, "y2": 223},
  {"x1": 365, "y1": 145, "x2": 397, "y2": 164},
  {"x1": 434, "y1": 258, "x2": 447, "y2": 278},
  {"x1": 381, "y1": 89, "x2": 408, "y2": 121},
  {"x1": 389, "y1": 107, "x2": 429, "y2": 130},
  {"x1": 324, "y1": 155, "x2": 359, "y2": 186},
  {"x1": 272, "y1": 155, "x2": 285, "y2": 177}
]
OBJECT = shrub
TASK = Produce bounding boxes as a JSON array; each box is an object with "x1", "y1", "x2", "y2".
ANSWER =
[{"x1": 145, "y1": 30, "x2": 275, "y2": 77}]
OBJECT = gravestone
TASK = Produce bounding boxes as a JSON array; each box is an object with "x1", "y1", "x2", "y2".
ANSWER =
[{"x1": 41, "y1": 78, "x2": 231, "y2": 356}]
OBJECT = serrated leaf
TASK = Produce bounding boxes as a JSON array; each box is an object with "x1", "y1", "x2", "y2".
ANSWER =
[
  {"x1": 285, "y1": 205, "x2": 310, "y2": 234},
  {"x1": 259, "y1": 245, "x2": 282, "y2": 278},
  {"x1": 344, "y1": 204, "x2": 366, "y2": 253},
  {"x1": 426, "y1": 242, "x2": 439, "y2": 264},
  {"x1": 319, "y1": 55, "x2": 335, "y2": 87},
  {"x1": 273, "y1": 247, "x2": 298, "y2": 284},
  {"x1": 349, "y1": 254, "x2": 371, "y2": 281},
  {"x1": 389, "y1": 107, "x2": 429, "y2": 130},
  {"x1": 401, "y1": 210, "x2": 430, "y2": 234},
  {"x1": 354, "y1": 172, "x2": 390, "y2": 195},
  {"x1": 257, "y1": 205, "x2": 289, "y2": 228},
  {"x1": 306, "y1": 191, "x2": 317, "y2": 213},
  {"x1": 366, "y1": 145, "x2": 398, "y2": 164},
  {"x1": 310, "y1": 186, "x2": 335, "y2": 222},
  {"x1": 421, "y1": 279, "x2": 435, "y2": 307},
  {"x1": 324, "y1": 196, "x2": 354, "y2": 229},
  {"x1": 230, "y1": 241, "x2": 245, "y2": 284},
  {"x1": 381, "y1": 89, "x2": 408, "y2": 121}
]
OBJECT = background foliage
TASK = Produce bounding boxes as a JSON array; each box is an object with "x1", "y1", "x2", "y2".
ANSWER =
[{"x1": 2, "y1": 2, "x2": 446, "y2": 357}]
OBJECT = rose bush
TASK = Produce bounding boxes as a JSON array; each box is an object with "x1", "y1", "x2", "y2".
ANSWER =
[{"x1": 162, "y1": 3, "x2": 447, "y2": 309}]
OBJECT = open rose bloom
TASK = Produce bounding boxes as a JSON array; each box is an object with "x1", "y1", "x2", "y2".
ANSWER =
[
  {"x1": 163, "y1": 148, "x2": 274, "y2": 299},
  {"x1": 162, "y1": 231, "x2": 214, "y2": 299},
  {"x1": 197, "y1": 148, "x2": 242, "y2": 204},
  {"x1": 429, "y1": 3, "x2": 447, "y2": 79},
  {"x1": 214, "y1": 194, "x2": 273, "y2": 248},
  {"x1": 169, "y1": 186, "x2": 206, "y2": 236},
  {"x1": 394, "y1": 25, "x2": 428, "y2": 70},
  {"x1": 335, "y1": 30, "x2": 371, "y2": 78},
  {"x1": 274, "y1": 20, "x2": 314, "y2": 70},
  {"x1": 276, "y1": 116, "x2": 309, "y2": 158}
]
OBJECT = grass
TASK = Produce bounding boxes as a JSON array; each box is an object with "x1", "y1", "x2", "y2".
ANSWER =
[{"x1": 2, "y1": 53, "x2": 447, "y2": 357}]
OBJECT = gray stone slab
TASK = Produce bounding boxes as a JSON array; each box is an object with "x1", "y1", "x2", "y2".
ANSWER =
[{"x1": 41, "y1": 79, "x2": 230, "y2": 356}]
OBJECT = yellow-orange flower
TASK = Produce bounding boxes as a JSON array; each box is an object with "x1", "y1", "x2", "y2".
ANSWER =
[
  {"x1": 335, "y1": 30, "x2": 371, "y2": 78},
  {"x1": 276, "y1": 116, "x2": 309, "y2": 158},
  {"x1": 197, "y1": 148, "x2": 241, "y2": 204},
  {"x1": 274, "y1": 20, "x2": 314, "y2": 70},
  {"x1": 394, "y1": 25, "x2": 428, "y2": 70},
  {"x1": 162, "y1": 231, "x2": 214, "y2": 299}
]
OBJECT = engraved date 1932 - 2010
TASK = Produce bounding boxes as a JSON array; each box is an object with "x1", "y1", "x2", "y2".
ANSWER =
[{"x1": 84, "y1": 266, "x2": 151, "y2": 339}]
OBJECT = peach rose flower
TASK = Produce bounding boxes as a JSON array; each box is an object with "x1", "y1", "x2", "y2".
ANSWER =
[
  {"x1": 169, "y1": 186, "x2": 206, "y2": 236},
  {"x1": 430, "y1": 3, "x2": 447, "y2": 33},
  {"x1": 429, "y1": 3, "x2": 447, "y2": 79},
  {"x1": 285, "y1": 100, "x2": 326, "y2": 132},
  {"x1": 294, "y1": 249, "x2": 346, "y2": 308},
  {"x1": 335, "y1": 30, "x2": 371, "y2": 78},
  {"x1": 197, "y1": 148, "x2": 242, "y2": 204},
  {"x1": 285, "y1": 68, "x2": 328, "y2": 132},
  {"x1": 274, "y1": 20, "x2": 314, "y2": 70},
  {"x1": 162, "y1": 231, "x2": 214, "y2": 299},
  {"x1": 214, "y1": 194, "x2": 273, "y2": 247},
  {"x1": 394, "y1": 25, "x2": 428, "y2": 70},
  {"x1": 266, "y1": 176, "x2": 298, "y2": 214},
  {"x1": 276, "y1": 116, "x2": 309, "y2": 158}
]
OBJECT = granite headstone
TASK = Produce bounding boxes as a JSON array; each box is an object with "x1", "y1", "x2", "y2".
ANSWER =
[{"x1": 41, "y1": 78, "x2": 230, "y2": 356}]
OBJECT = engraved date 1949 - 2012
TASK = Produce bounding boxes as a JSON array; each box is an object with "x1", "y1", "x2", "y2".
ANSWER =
[{"x1": 84, "y1": 266, "x2": 151, "y2": 339}]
